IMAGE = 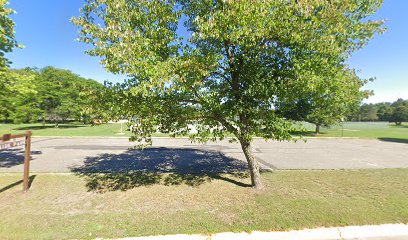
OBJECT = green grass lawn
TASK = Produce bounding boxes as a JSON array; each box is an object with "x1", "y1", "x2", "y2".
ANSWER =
[
  {"x1": 301, "y1": 121, "x2": 408, "y2": 141},
  {"x1": 0, "y1": 122, "x2": 407, "y2": 141},
  {"x1": 0, "y1": 122, "x2": 135, "y2": 137},
  {"x1": 0, "y1": 169, "x2": 407, "y2": 239},
  {"x1": 0, "y1": 122, "x2": 160, "y2": 137}
]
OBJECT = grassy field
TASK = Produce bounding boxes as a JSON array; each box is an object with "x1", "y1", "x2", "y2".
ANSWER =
[
  {"x1": 0, "y1": 169, "x2": 407, "y2": 239},
  {"x1": 302, "y1": 122, "x2": 408, "y2": 140},
  {"x1": 0, "y1": 122, "x2": 407, "y2": 140},
  {"x1": 0, "y1": 122, "x2": 174, "y2": 137},
  {"x1": 0, "y1": 122, "x2": 133, "y2": 137}
]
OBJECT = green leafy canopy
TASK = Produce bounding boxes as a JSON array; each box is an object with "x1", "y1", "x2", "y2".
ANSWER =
[
  {"x1": 0, "y1": 0, "x2": 22, "y2": 71},
  {"x1": 0, "y1": 67, "x2": 103, "y2": 124},
  {"x1": 73, "y1": 0, "x2": 384, "y2": 145}
]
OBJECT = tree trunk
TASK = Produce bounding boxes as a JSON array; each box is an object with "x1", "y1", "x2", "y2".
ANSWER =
[
  {"x1": 315, "y1": 124, "x2": 320, "y2": 134},
  {"x1": 239, "y1": 138, "x2": 263, "y2": 190}
]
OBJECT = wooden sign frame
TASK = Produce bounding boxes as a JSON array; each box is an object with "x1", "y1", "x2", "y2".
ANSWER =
[{"x1": 0, "y1": 131, "x2": 32, "y2": 192}]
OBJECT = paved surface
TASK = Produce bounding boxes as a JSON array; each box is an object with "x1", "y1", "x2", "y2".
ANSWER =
[{"x1": 0, "y1": 137, "x2": 407, "y2": 173}]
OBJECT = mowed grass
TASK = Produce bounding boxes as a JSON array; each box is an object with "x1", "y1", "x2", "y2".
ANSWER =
[
  {"x1": 302, "y1": 121, "x2": 408, "y2": 141},
  {"x1": 0, "y1": 122, "x2": 128, "y2": 137},
  {"x1": 1, "y1": 169, "x2": 407, "y2": 239},
  {"x1": 0, "y1": 122, "x2": 157, "y2": 137},
  {"x1": 0, "y1": 122, "x2": 407, "y2": 140}
]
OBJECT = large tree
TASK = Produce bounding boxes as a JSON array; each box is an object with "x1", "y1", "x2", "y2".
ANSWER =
[
  {"x1": 36, "y1": 66, "x2": 103, "y2": 126},
  {"x1": 0, "y1": 1, "x2": 26, "y2": 121},
  {"x1": 0, "y1": 69, "x2": 38, "y2": 122},
  {"x1": 0, "y1": 66, "x2": 103, "y2": 124},
  {"x1": 376, "y1": 102, "x2": 393, "y2": 121},
  {"x1": 358, "y1": 103, "x2": 379, "y2": 121},
  {"x1": 277, "y1": 69, "x2": 371, "y2": 133},
  {"x1": 390, "y1": 99, "x2": 408, "y2": 125},
  {"x1": 73, "y1": 0, "x2": 384, "y2": 189},
  {"x1": 0, "y1": 0, "x2": 20, "y2": 71}
]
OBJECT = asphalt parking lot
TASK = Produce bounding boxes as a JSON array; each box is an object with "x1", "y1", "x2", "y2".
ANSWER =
[{"x1": 0, "y1": 137, "x2": 407, "y2": 173}]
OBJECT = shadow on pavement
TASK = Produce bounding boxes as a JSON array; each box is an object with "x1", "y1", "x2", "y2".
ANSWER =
[
  {"x1": 378, "y1": 138, "x2": 408, "y2": 144},
  {"x1": 70, "y1": 147, "x2": 250, "y2": 192},
  {"x1": 0, "y1": 149, "x2": 42, "y2": 168}
]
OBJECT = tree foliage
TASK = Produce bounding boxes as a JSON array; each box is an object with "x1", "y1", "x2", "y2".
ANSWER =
[
  {"x1": 348, "y1": 99, "x2": 408, "y2": 125},
  {"x1": 390, "y1": 99, "x2": 408, "y2": 125},
  {"x1": 0, "y1": 67, "x2": 103, "y2": 124},
  {"x1": 358, "y1": 103, "x2": 379, "y2": 121},
  {"x1": 278, "y1": 69, "x2": 372, "y2": 133},
  {"x1": 0, "y1": 0, "x2": 21, "y2": 71},
  {"x1": 35, "y1": 66, "x2": 103, "y2": 125},
  {"x1": 73, "y1": 0, "x2": 384, "y2": 189},
  {"x1": 0, "y1": 69, "x2": 38, "y2": 122},
  {"x1": 376, "y1": 102, "x2": 394, "y2": 121}
]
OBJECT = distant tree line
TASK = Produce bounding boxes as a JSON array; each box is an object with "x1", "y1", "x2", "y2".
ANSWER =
[
  {"x1": 0, "y1": 66, "x2": 103, "y2": 126},
  {"x1": 348, "y1": 99, "x2": 408, "y2": 125}
]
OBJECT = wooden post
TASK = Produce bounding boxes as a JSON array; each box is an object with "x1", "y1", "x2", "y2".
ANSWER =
[
  {"x1": 1, "y1": 131, "x2": 33, "y2": 192},
  {"x1": 23, "y1": 131, "x2": 32, "y2": 192}
]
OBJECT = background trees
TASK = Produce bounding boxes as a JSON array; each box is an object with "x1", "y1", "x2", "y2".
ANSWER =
[
  {"x1": 358, "y1": 104, "x2": 379, "y2": 121},
  {"x1": 0, "y1": 69, "x2": 38, "y2": 122},
  {"x1": 35, "y1": 66, "x2": 103, "y2": 126},
  {"x1": 389, "y1": 99, "x2": 408, "y2": 125},
  {"x1": 376, "y1": 102, "x2": 394, "y2": 121},
  {"x1": 74, "y1": 0, "x2": 384, "y2": 189},
  {"x1": 0, "y1": 2, "x2": 103, "y2": 126},
  {"x1": 348, "y1": 99, "x2": 408, "y2": 125},
  {"x1": 0, "y1": 66, "x2": 103, "y2": 125}
]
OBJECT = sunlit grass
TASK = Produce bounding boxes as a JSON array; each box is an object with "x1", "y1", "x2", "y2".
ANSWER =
[
  {"x1": 300, "y1": 121, "x2": 408, "y2": 140},
  {"x1": 0, "y1": 122, "x2": 407, "y2": 140},
  {"x1": 0, "y1": 169, "x2": 407, "y2": 239},
  {"x1": 0, "y1": 122, "x2": 168, "y2": 137}
]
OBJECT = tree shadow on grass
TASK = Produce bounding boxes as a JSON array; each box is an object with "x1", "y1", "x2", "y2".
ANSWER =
[
  {"x1": 389, "y1": 125, "x2": 408, "y2": 128},
  {"x1": 14, "y1": 125, "x2": 87, "y2": 131},
  {"x1": 378, "y1": 138, "x2": 408, "y2": 144},
  {"x1": 0, "y1": 175, "x2": 36, "y2": 193},
  {"x1": 70, "y1": 147, "x2": 251, "y2": 192},
  {"x1": 0, "y1": 148, "x2": 42, "y2": 168}
]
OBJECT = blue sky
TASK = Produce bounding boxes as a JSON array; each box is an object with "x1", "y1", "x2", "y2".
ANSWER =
[{"x1": 6, "y1": 0, "x2": 408, "y2": 103}]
